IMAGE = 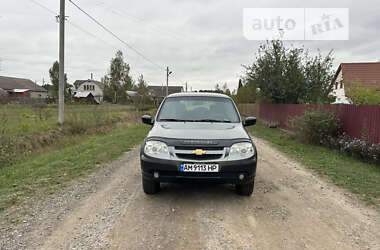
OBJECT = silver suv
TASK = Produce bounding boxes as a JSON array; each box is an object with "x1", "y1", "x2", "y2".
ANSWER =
[{"x1": 140, "y1": 92, "x2": 257, "y2": 196}]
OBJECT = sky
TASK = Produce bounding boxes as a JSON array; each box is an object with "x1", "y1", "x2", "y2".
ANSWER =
[{"x1": 0, "y1": 0, "x2": 379, "y2": 91}]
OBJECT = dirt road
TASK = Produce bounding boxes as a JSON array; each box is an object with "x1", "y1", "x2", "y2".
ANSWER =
[{"x1": 1, "y1": 137, "x2": 379, "y2": 250}]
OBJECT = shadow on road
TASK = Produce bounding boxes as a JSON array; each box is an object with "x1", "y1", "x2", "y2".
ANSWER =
[{"x1": 144, "y1": 182, "x2": 256, "y2": 204}]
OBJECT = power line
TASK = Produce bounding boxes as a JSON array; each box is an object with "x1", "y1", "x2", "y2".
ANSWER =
[
  {"x1": 68, "y1": 0, "x2": 165, "y2": 71},
  {"x1": 93, "y1": 2, "x2": 189, "y2": 45},
  {"x1": 67, "y1": 21, "x2": 118, "y2": 49},
  {"x1": 108, "y1": 8, "x2": 187, "y2": 42},
  {"x1": 28, "y1": 0, "x2": 117, "y2": 49},
  {"x1": 29, "y1": 0, "x2": 55, "y2": 15}
]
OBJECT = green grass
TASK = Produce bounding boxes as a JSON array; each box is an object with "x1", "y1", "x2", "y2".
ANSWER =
[
  {"x1": 0, "y1": 124, "x2": 150, "y2": 213},
  {"x1": 0, "y1": 104, "x2": 135, "y2": 136},
  {"x1": 0, "y1": 103, "x2": 151, "y2": 168},
  {"x1": 248, "y1": 121, "x2": 380, "y2": 206}
]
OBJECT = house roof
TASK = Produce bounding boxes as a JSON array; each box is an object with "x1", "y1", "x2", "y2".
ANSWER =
[
  {"x1": 148, "y1": 85, "x2": 183, "y2": 97},
  {"x1": 0, "y1": 76, "x2": 47, "y2": 92},
  {"x1": 8, "y1": 89, "x2": 30, "y2": 93},
  {"x1": 74, "y1": 91, "x2": 93, "y2": 98},
  {"x1": 126, "y1": 91, "x2": 138, "y2": 97},
  {"x1": 333, "y1": 62, "x2": 380, "y2": 88},
  {"x1": 74, "y1": 91, "x2": 99, "y2": 104},
  {"x1": 73, "y1": 79, "x2": 104, "y2": 90}
]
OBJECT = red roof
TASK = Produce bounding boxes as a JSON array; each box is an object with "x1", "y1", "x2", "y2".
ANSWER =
[{"x1": 333, "y1": 62, "x2": 380, "y2": 89}]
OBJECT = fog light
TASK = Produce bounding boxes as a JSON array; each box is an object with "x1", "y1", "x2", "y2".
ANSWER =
[
  {"x1": 154, "y1": 172, "x2": 159, "y2": 178},
  {"x1": 238, "y1": 174, "x2": 245, "y2": 180}
]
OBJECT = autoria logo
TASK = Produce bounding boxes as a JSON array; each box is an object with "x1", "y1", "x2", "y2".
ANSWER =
[{"x1": 243, "y1": 8, "x2": 349, "y2": 41}]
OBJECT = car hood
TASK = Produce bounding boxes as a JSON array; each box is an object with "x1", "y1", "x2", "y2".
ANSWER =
[{"x1": 147, "y1": 122, "x2": 250, "y2": 140}]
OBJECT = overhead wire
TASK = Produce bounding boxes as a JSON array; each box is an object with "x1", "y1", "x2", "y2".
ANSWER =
[
  {"x1": 28, "y1": 0, "x2": 118, "y2": 49},
  {"x1": 68, "y1": 0, "x2": 165, "y2": 71},
  {"x1": 107, "y1": 8, "x2": 187, "y2": 42}
]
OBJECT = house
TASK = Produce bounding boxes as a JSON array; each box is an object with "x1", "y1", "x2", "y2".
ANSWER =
[
  {"x1": 148, "y1": 85, "x2": 184, "y2": 105},
  {"x1": 331, "y1": 62, "x2": 380, "y2": 104},
  {"x1": 0, "y1": 75, "x2": 48, "y2": 99},
  {"x1": 73, "y1": 91, "x2": 98, "y2": 104},
  {"x1": 73, "y1": 79, "x2": 104, "y2": 103}
]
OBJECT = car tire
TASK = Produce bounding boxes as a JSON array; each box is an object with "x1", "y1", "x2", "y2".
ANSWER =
[
  {"x1": 236, "y1": 180, "x2": 254, "y2": 196},
  {"x1": 142, "y1": 177, "x2": 160, "y2": 195}
]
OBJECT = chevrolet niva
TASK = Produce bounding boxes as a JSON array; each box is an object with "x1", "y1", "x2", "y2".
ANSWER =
[{"x1": 140, "y1": 92, "x2": 257, "y2": 196}]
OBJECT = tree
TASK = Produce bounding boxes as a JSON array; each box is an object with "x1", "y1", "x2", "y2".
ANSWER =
[
  {"x1": 234, "y1": 78, "x2": 256, "y2": 103},
  {"x1": 222, "y1": 83, "x2": 231, "y2": 96},
  {"x1": 132, "y1": 74, "x2": 151, "y2": 109},
  {"x1": 244, "y1": 40, "x2": 335, "y2": 104},
  {"x1": 346, "y1": 86, "x2": 380, "y2": 105},
  {"x1": 102, "y1": 50, "x2": 134, "y2": 103},
  {"x1": 48, "y1": 61, "x2": 71, "y2": 100},
  {"x1": 198, "y1": 83, "x2": 233, "y2": 96},
  {"x1": 42, "y1": 84, "x2": 52, "y2": 93},
  {"x1": 214, "y1": 84, "x2": 224, "y2": 94},
  {"x1": 303, "y1": 52, "x2": 335, "y2": 104},
  {"x1": 135, "y1": 74, "x2": 149, "y2": 94}
]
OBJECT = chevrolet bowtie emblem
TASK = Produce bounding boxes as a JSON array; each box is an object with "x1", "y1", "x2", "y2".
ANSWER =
[{"x1": 192, "y1": 149, "x2": 206, "y2": 155}]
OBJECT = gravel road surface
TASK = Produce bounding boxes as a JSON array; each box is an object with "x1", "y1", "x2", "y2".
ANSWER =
[{"x1": 1, "y1": 137, "x2": 379, "y2": 250}]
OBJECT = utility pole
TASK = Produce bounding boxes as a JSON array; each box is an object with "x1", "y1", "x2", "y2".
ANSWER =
[
  {"x1": 58, "y1": 0, "x2": 65, "y2": 125},
  {"x1": 166, "y1": 66, "x2": 172, "y2": 97}
]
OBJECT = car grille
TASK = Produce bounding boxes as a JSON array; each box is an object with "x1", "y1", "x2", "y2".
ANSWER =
[
  {"x1": 174, "y1": 146, "x2": 224, "y2": 151},
  {"x1": 174, "y1": 146, "x2": 225, "y2": 161},
  {"x1": 175, "y1": 153, "x2": 223, "y2": 160}
]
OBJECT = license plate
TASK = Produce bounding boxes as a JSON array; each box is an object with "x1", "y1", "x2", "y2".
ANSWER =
[{"x1": 179, "y1": 163, "x2": 219, "y2": 172}]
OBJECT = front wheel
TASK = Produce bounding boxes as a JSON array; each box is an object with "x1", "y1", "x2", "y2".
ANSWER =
[
  {"x1": 236, "y1": 180, "x2": 254, "y2": 196},
  {"x1": 142, "y1": 177, "x2": 160, "y2": 195}
]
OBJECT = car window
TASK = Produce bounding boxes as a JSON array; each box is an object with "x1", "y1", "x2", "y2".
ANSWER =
[{"x1": 157, "y1": 96, "x2": 240, "y2": 122}]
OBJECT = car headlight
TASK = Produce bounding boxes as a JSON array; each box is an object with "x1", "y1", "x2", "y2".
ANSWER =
[
  {"x1": 144, "y1": 140, "x2": 170, "y2": 159},
  {"x1": 228, "y1": 142, "x2": 255, "y2": 160}
]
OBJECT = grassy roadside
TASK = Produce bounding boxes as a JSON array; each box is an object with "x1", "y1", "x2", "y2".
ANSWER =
[
  {"x1": 247, "y1": 122, "x2": 380, "y2": 207},
  {"x1": 0, "y1": 104, "x2": 136, "y2": 136},
  {"x1": 0, "y1": 104, "x2": 153, "y2": 169},
  {"x1": 0, "y1": 124, "x2": 150, "y2": 213}
]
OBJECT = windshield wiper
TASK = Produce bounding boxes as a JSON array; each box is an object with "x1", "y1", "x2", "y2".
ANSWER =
[
  {"x1": 194, "y1": 119, "x2": 232, "y2": 123},
  {"x1": 160, "y1": 118, "x2": 232, "y2": 123},
  {"x1": 159, "y1": 118, "x2": 193, "y2": 122}
]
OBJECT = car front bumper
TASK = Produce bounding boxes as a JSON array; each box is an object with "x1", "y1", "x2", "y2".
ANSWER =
[{"x1": 140, "y1": 154, "x2": 257, "y2": 184}]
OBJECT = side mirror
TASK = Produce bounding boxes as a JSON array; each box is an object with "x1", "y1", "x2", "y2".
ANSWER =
[
  {"x1": 243, "y1": 117, "x2": 256, "y2": 127},
  {"x1": 142, "y1": 115, "x2": 154, "y2": 125}
]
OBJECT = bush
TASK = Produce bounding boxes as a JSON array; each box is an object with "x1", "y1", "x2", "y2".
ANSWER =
[
  {"x1": 64, "y1": 107, "x2": 114, "y2": 135},
  {"x1": 288, "y1": 107, "x2": 340, "y2": 145},
  {"x1": 285, "y1": 107, "x2": 378, "y2": 166},
  {"x1": 65, "y1": 111, "x2": 92, "y2": 135},
  {"x1": 327, "y1": 133, "x2": 380, "y2": 165},
  {"x1": 0, "y1": 138, "x2": 15, "y2": 168},
  {"x1": 0, "y1": 112, "x2": 14, "y2": 168}
]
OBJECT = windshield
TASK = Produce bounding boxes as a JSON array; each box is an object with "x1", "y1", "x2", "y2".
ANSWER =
[{"x1": 157, "y1": 96, "x2": 240, "y2": 123}]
